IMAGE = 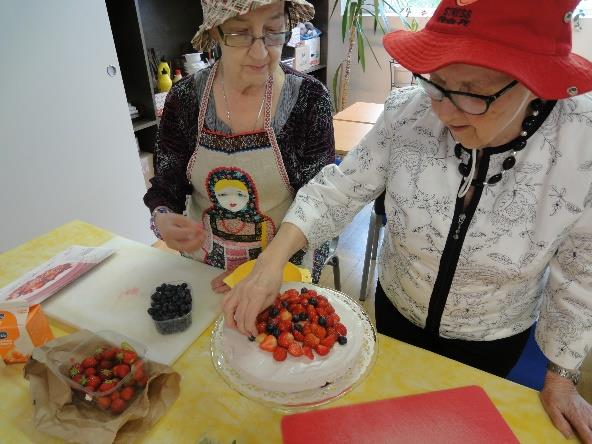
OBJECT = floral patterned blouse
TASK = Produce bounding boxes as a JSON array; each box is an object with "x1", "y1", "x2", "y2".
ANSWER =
[{"x1": 284, "y1": 86, "x2": 592, "y2": 370}]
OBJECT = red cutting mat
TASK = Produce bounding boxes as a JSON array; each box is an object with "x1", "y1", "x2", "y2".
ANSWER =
[{"x1": 281, "y1": 385, "x2": 519, "y2": 444}]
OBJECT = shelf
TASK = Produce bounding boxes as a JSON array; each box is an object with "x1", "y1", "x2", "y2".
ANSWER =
[
  {"x1": 301, "y1": 64, "x2": 327, "y2": 75},
  {"x1": 132, "y1": 117, "x2": 158, "y2": 132}
]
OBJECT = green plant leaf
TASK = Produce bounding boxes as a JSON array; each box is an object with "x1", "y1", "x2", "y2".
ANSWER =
[
  {"x1": 332, "y1": 63, "x2": 343, "y2": 111},
  {"x1": 357, "y1": 24, "x2": 365, "y2": 71},
  {"x1": 341, "y1": 0, "x2": 350, "y2": 41},
  {"x1": 361, "y1": 27, "x2": 382, "y2": 68},
  {"x1": 330, "y1": 0, "x2": 341, "y2": 19}
]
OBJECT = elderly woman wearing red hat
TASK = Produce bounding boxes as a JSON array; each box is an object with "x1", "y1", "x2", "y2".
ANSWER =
[
  {"x1": 224, "y1": 0, "x2": 592, "y2": 439},
  {"x1": 144, "y1": 0, "x2": 335, "y2": 290}
]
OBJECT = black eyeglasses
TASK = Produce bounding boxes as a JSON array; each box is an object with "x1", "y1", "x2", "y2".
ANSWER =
[
  {"x1": 413, "y1": 73, "x2": 519, "y2": 115},
  {"x1": 217, "y1": 26, "x2": 291, "y2": 48}
]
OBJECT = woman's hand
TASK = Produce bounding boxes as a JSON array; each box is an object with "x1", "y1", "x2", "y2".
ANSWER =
[
  {"x1": 211, "y1": 270, "x2": 232, "y2": 294},
  {"x1": 540, "y1": 370, "x2": 592, "y2": 443},
  {"x1": 155, "y1": 212, "x2": 206, "y2": 253},
  {"x1": 222, "y1": 257, "x2": 283, "y2": 337}
]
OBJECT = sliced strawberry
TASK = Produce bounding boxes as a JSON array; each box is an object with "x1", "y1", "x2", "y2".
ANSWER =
[
  {"x1": 315, "y1": 307, "x2": 328, "y2": 317},
  {"x1": 259, "y1": 335, "x2": 277, "y2": 352},
  {"x1": 335, "y1": 323, "x2": 347, "y2": 337},
  {"x1": 255, "y1": 333, "x2": 267, "y2": 344},
  {"x1": 302, "y1": 346, "x2": 314, "y2": 360},
  {"x1": 256, "y1": 321, "x2": 267, "y2": 334},
  {"x1": 315, "y1": 344, "x2": 330, "y2": 356},
  {"x1": 287, "y1": 342, "x2": 303, "y2": 357},
  {"x1": 81, "y1": 356, "x2": 97, "y2": 369},
  {"x1": 273, "y1": 346, "x2": 288, "y2": 361},
  {"x1": 278, "y1": 319, "x2": 292, "y2": 332},
  {"x1": 302, "y1": 323, "x2": 312, "y2": 336},
  {"x1": 293, "y1": 330, "x2": 305, "y2": 342},
  {"x1": 311, "y1": 324, "x2": 327, "y2": 339},
  {"x1": 303, "y1": 333, "x2": 320, "y2": 349},
  {"x1": 257, "y1": 308, "x2": 270, "y2": 322},
  {"x1": 277, "y1": 332, "x2": 294, "y2": 348},
  {"x1": 279, "y1": 309, "x2": 292, "y2": 321},
  {"x1": 320, "y1": 335, "x2": 337, "y2": 348},
  {"x1": 327, "y1": 313, "x2": 340, "y2": 327}
]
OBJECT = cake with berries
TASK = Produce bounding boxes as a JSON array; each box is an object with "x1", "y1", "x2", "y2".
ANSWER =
[{"x1": 221, "y1": 285, "x2": 364, "y2": 393}]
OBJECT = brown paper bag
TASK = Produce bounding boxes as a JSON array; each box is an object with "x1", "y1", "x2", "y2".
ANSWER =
[{"x1": 24, "y1": 329, "x2": 181, "y2": 444}]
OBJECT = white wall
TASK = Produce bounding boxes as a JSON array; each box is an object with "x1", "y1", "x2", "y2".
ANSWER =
[
  {"x1": 0, "y1": 1, "x2": 154, "y2": 252},
  {"x1": 326, "y1": 11, "x2": 592, "y2": 106}
]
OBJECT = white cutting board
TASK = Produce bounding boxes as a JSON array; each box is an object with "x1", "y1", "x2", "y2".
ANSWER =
[{"x1": 43, "y1": 237, "x2": 223, "y2": 365}]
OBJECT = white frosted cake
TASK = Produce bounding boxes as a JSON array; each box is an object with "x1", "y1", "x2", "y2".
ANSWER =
[{"x1": 221, "y1": 288, "x2": 364, "y2": 394}]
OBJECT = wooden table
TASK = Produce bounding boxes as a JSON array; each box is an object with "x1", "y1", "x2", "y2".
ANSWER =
[
  {"x1": 0, "y1": 221, "x2": 571, "y2": 443},
  {"x1": 334, "y1": 101, "x2": 383, "y2": 125},
  {"x1": 333, "y1": 120, "x2": 374, "y2": 157}
]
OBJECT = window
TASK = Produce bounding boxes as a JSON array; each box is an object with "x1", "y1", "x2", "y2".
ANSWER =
[{"x1": 576, "y1": 0, "x2": 592, "y2": 14}]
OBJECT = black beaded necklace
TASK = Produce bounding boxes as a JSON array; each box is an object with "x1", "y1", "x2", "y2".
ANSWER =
[{"x1": 454, "y1": 98, "x2": 554, "y2": 187}]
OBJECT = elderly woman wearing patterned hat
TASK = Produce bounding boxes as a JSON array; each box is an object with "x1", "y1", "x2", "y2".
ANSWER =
[
  {"x1": 224, "y1": 0, "x2": 592, "y2": 440},
  {"x1": 144, "y1": 0, "x2": 335, "y2": 291}
]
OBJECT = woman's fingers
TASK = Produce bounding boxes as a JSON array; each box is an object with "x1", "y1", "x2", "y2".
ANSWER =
[{"x1": 222, "y1": 292, "x2": 239, "y2": 329}]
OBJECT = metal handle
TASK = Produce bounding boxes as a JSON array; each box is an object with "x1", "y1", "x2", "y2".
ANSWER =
[{"x1": 106, "y1": 65, "x2": 117, "y2": 77}]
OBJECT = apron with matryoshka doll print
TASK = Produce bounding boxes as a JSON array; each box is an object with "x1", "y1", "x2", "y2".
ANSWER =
[{"x1": 183, "y1": 62, "x2": 294, "y2": 272}]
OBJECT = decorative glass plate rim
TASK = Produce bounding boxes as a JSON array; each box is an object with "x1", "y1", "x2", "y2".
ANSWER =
[{"x1": 210, "y1": 284, "x2": 378, "y2": 413}]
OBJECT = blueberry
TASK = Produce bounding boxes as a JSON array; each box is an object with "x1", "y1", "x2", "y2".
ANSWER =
[
  {"x1": 301, "y1": 287, "x2": 308, "y2": 294},
  {"x1": 338, "y1": 336, "x2": 347, "y2": 345},
  {"x1": 318, "y1": 316, "x2": 327, "y2": 326},
  {"x1": 281, "y1": 301, "x2": 288, "y2": 308},
  {"x1": 269, "y1": 307, "x2": 279, "y2": 318},
  {"x1": 266, "y1": 324, "x2": 275, "y2": 334},
  {"x1": 272, "y1": 327, "x2": 280, "y2": 337},
  {"x1": 294, "y1": 323, "x2": 303, "y2": 332},
  {"x1": 308, "y1": 298, "x2": 317, "y2": 307},
  {"x1": 147, "y1": 308, "x2": 154, "y2": 315},
  {"x1": 299, "y1": 313, "x2": 308, "y2": 321}
]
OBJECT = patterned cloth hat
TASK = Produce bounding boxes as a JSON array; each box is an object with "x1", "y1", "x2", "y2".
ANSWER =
[{"x1": 192, "y1": 0, "x2": 315, "y2": 51}]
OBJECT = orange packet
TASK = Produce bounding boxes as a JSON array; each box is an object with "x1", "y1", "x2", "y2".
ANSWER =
[{"x1": 0, "y1": 300, "x2": 54, "y2": 364}]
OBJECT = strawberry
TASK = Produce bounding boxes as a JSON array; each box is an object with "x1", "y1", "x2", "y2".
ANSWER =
[
  {"x1": 302, "y1": 346, "x2": 315, "y2": 360},
  {"x1": 287, "y1": 342, "x2": 303, "y2": 357},
  {"x1": 112, "y1": 364, "x2": 131, "y2": 379},
  {"x1": 111, "y1": 390, "x2": 120, "y2": 400},
  {"x1": 132, "y1": 361, "x2": 146, "y2": 381},
  {"x1": 279, "y1": 309, "x2": 292, "y2": 321},
  {"x1": 120, "y1": 386, "x2": 135, "y2": 401},
  {"x1": 69, "y1": 363, "x2": 82, "y2": 377},
  {"x1": 84, "y1": 367, "x2": 97, "y2": 377},
  {"x1": 257, "y1": 308, "x2": 270, "y2": 322},
  {"x1": 293, "y1": 330, "x2": 305, "y2": 342},
  {"x1": 97, "y1": 396, "x2": 111, "y2": 410},
  {"x1": 315, "y1": 344, "x2": 330, "y2": 356},
  {"x1": 315, "y1": 307, "x2": 328, "y2": 317},
  {"x1": 98, "y1": 380, "x2": 117, "y2": 393},
  {"x1": 110, "y1": 398, "x2": 126, "y2": 414},
  {"x1": 303, "y1": 333, "x2": 320, "y2": 348},
  {"x1": 280, "y1": 289, "x2": 297, "y2": 301},
  {"x1": 302, "y1": 323, "x2": 312, "y2": 336},
  {"x1": 72, "y1": 374, "x2": 87, "y2": 386},
  {"x1": 311, "y1": 324, "x2": 327, "y2": 339},
  {"x1": 99, "y1": 368, "x2": 113, "y2": 380},
  {"x1": 335, "y1": 323, "x2": 347, "y2": 337},
  {"x1": 256, "y1": 321, "x2": 267, "y2": 334},
  {"x1": 259, "y1": 335, "x2": 277, "y2": 352},
  {"x1": 99, "y1": 359, "x2": 114, "y2": 370},
  {"x1": 255, "y1": 333, "x2": 267, "y2": 344},
  {"x1": 81, "y1": 356, "x2": 97, "y2": 369},
  {"x1": 277, "y1": 332, "x2": 294, "y2": 348},
  {"x1": 94, "y1": 346, "x2": 107, "y2": 360},
  {"x1": 102, "y1": 348, "x2": 119, "y2": 361},
  {"x1": 320, "y1": 335, "x2": 337, "y2": 348},
  {"x1": 120, "y1": 350, "x2": 137, "y2": 365},
  {"x1": 135, "y1": 375, "x2": 148, "y2": 388},
  {"x1": 278, "y1": 319, "x2": 292, "y2": 332},
  {"x1": 86, "y1": 375, "x2": 101, "y2": 390},
  {"x1": 273, "y1": 346, "x2": 288, "y2": 361}
]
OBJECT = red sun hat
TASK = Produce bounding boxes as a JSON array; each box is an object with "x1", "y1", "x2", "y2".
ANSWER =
[{"x1": 383, "y1": 0, "x2": 592, "y2": 99}]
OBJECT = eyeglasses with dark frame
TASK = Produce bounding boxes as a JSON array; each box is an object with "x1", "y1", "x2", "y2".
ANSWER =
[
  {"x1": 217, "y1": 26, "x2": 291, "y2": 48},
  {"x1": 413, "y1": 73, "x2": 519, "y2": 115}
]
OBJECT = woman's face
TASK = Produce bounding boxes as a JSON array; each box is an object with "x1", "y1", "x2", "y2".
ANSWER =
[
  {"x1": 215, "y1": 186, "x2": 249, "y2": 212},
  {"x1": 429, "y1": 64, "x2": 535, "y2": 149},
  {"x1": 214, "y1": 1, "x2": 286, "y2": 83}
]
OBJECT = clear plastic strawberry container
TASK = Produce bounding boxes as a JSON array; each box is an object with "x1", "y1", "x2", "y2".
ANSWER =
[
  {"x1": 149, "y1": 281, "x2": 193, "y2": 335},
  {"x1": 49, "y1": 330, "x2": 150, "y2": 414}
]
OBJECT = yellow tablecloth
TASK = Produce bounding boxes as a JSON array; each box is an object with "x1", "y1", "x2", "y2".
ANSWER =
[{"x1": 0, "y1": 221, "x2": 572, "y2": 443}]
